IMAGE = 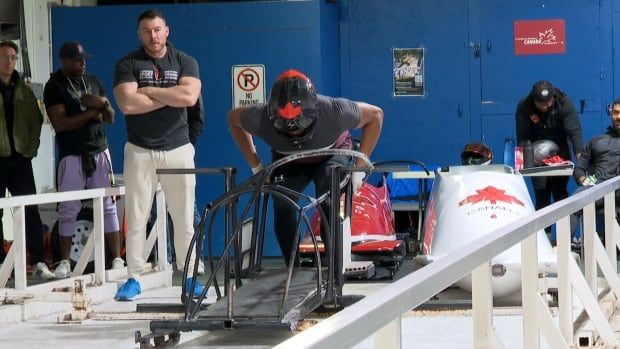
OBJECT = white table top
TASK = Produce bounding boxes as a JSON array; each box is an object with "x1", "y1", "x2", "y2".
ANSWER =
[{"x1": 390, "y1": 167, "x2": 573, "y2": 179}]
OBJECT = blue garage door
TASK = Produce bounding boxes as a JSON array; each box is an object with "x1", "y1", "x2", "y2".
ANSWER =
[
  {"x1": 342, "y1": 0, "x2": 472, "y2": 166},
  {"x1": 475, "y1": 0, "x2": 608, "y2": 157}
]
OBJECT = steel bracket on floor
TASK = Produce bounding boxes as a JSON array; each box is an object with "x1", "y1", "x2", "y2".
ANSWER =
[{"x1": 135, "y1": 330, "x2": 180, "y2": 349}]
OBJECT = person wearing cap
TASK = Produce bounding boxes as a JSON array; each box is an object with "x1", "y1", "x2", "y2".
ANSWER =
[
  {"x1": 43, "y1": 41, "x2": 124, "y2": 278},
  {"x1": 0, "y1": 41, "x2": 55, "y2": 280},
  {"x1": 113, "y1": 9, "x2": 203, "y2": 301},
  {"x1": 228, "y1": 69, "x2": 383, "y2": 265},
  {"x1": 515, "y1": 80, "x2": 584, "y2": 212}
]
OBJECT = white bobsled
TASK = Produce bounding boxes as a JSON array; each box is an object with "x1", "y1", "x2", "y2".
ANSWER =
[{"x1": 420, "y1": 165, "x2": 556, "y2": 298}]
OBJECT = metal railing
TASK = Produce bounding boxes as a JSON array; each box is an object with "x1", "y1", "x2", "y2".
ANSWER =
[
  {"x1": 276, "y1": 174, "x2": 620, "y2": 348},
  {"x1": 0, "y1": 185, "x2": 169, "y2": 291}
]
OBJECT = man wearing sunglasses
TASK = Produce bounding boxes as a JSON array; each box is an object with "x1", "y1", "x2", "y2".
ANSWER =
[{"x1": 228, "y1": 69, "x2": 383, "y2": 265}]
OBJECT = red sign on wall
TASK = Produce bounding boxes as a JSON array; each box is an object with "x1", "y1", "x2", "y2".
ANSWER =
[{"x1": 514, "y1": 19, "x2": 566, "y2": 55}]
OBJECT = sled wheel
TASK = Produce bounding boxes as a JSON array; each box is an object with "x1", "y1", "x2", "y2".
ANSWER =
[
  {"x1": 70, "y1": 207, "x2": 95, "y2": 265},
  {"x1": 153, "y1": 335, "x2": 165, "y2": 346},
  {"x1": 50, "y1": 206, "x2": 97, "y2": 271}
]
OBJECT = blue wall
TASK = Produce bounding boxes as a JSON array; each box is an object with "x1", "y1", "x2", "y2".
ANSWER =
[
  {"x1": 339, "y1": 0, "x2": 613, "y2": 166},
  {"x1": 50, "y1": 1, "x2": 340, "y2": 256},
  {"x1": 50, "y1": 0, "x2": 618, "y2": 255}
]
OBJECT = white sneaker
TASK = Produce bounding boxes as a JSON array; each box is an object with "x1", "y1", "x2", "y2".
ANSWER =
[
  {"x1": 197, "y1": 259, "x2": 205, "y2": 276},
  {"x1": 112, "y1": 257, "x2": 125, "y2": 270},
  {"x1": 33, "y1": 262, "x2": 56, "y2": 280},
  {"x1": 54, "y1": 259, "x2": 71, "y2": 279}
]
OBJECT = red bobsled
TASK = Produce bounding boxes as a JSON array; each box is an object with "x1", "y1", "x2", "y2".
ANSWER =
[{"x1": 298, "y1": 181, "x2": 406, "y2": 276}]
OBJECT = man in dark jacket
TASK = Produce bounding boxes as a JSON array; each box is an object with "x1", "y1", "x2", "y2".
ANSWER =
[
  {"x1": 570, "y1": 98, "x2": 620, "y2": 239},
  {"x1": 516, "y1": 80, "x2": 584, "y2": 210},
  {"x1": 0, "y1": 41, "x2": 55, "y2": 279},
  {"x1": 574, "y1": 99, "x2": 620, "y2": 186}
]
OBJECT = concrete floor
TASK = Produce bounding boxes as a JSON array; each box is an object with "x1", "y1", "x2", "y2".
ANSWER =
[
  {"x1": 0, "y1": 284, "x2": 539, "y2": 349},
  {"x1": 0, "y1": 259, "x2": 547, "y2": 349}
]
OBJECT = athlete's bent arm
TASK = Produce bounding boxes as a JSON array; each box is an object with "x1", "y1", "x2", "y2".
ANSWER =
[
  {"x1": 355, "y1": 102, "x2": 384, "y2": 167},
  {"x1": 228, "y1": 107, "x2": 261, "y2": 168}
]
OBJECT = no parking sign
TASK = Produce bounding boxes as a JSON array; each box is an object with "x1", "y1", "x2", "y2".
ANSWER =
[{"x1": 232, "y1": 65, "x2": 266, "y2": 108}]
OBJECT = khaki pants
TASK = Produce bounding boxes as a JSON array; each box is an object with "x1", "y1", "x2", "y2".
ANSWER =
[{"x1": 123, "y1": 142, "x2": 196, "y2": 280}]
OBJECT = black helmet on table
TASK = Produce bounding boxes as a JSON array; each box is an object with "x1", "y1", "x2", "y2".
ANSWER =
[
  {"x1": 532, "y1": 139, "x2": 559, "y2": 165},
  {"x1": 268, "y1": 69, "x2": 318, "y2": 147},
  {"x1": 461, "y1": 142, "x2": 493, "y2": 165}
]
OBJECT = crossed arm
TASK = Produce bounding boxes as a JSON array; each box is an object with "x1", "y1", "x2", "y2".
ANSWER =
[
  {"x1": 46, "y1": 95, "x2": 115, "y2": 133},
  {"x1": 114, "y1": 76, "x2": 201, "y2": 115}
]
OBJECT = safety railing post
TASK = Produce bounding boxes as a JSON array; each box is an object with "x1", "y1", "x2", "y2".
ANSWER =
[
  {"x1": 521, "y1": 233, "x2": 540, "y2": 349},
  {"x1": 556, "y1": 216, "x2": 573, "y2": 345},
  {"x1": 472, "y1": 261, "x2": 503, "y2": 348},
  {"x1": 12, "y1": 205, "x2": 27, "y2": 290},
  {"x1": 155, "y1": 190, "x2": 168, "y2": 271},
  {"x1": 603, "y1": 192, "x2": 616, "y2": 264},
  {"x1": 93, "y1": 196, "x2": 106, "y2": 284},
  {"x1": 373, "y1": 316, "x2": 402, "y2": 349},
  {"x1": 583, "y1": 203, "x2": 596, "y2": 292}
]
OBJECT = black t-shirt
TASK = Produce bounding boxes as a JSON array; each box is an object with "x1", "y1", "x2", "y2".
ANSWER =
[
  {"x1": 43, "y1": 70, "x2": 108, "y2": 158},
  {"x1": 113, "y1": 46, "x2": 200, "y2": 150},
  {"x1": 240, "y1": 95, "x2": 360, "y2": 155}
]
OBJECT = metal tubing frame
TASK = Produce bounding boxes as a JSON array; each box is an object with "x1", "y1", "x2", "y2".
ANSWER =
[{"x1": 154, "y1": 150, "x2": 373, "y2": 332}]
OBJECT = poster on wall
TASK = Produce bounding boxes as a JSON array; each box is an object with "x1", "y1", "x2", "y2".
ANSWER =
[
  {"x1": 393, "y1": 48, "x2": 424, "y2": 96},
  {"x1": 514, "y1": 19, "x2": 566, "y2": 55}
]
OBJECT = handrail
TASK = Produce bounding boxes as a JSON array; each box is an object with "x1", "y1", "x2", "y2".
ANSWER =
[
  {"x1": 0, "y1": 184, "x2": 169, "y2": 292},
  {"x1": 0, "y1": 186, "x2": 124, "y2": 208},
  {"x1": 276, "y1": 175, "x2": 620, "y2": 348}
]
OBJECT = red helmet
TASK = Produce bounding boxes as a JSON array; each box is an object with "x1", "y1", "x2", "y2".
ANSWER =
[
  {"x1": 268, "y1": 69, "x2": 318, "y2": 146},
  {"x1": 461, "y1": 142, "x2": 493, "y2": 165}
]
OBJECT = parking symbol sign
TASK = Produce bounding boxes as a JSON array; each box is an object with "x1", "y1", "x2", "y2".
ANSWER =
[{"x1": 232, "y1": 65, "x2": 265, "y2": 108}]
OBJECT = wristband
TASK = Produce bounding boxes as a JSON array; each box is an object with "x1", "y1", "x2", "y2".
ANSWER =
[{"x1": 251, "y1": 163, "x2": 264, "y2": 174}]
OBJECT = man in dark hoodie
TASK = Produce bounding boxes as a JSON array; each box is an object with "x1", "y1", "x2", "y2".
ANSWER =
[
  {"x1": 574, "y1": 99, "x2": 620, "y2": 188},
  {"x1": 570, "y1": 98, "x2": 620, "y2": 239},
  {"x1": 43, "y1": 41, "x2": 123, "y2": 279},
  {"x1": 0, "y1": 40, "x2": 54, "y2": 280},
  {"x1": 516, "y1": 80, "x2": 584, "y2": 210}
]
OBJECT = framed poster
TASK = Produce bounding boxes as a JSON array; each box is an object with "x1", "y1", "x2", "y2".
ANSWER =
[{"x1": 393, "y1": 48, "x2": 424, "y2": 96}]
